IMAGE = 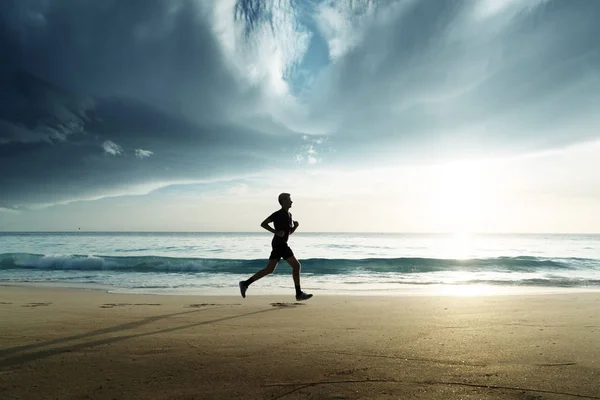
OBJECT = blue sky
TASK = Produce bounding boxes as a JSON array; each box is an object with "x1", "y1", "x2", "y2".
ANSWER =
[{"x1": 1, "y1": 0, "x2": 599, "y2": 232}]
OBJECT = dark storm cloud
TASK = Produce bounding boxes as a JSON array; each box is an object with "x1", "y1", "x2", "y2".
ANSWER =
[
  {"x1": 1, "y1": 0, "x2": 239, "y2": 121},
  {"x1": 0, "y1": 86, "x2": 313, "y2": 208},
  {"x1": 0, "y1": 0, "x2": 316, "y2": 208}
]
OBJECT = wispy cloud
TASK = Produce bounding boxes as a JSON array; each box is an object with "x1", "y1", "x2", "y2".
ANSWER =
[
  {"x1": 314, "y1": 0, "x2": 378, "y2": 60},
  {"x1": 226, "y1": 183, "x2": 250, "y2": 196},
  {"x1": 472, "y1": 0, "x2": 549, "y2": 19},
  {"x1": 307, "y1": 0, "x2": 600, "y2": 159},
  {"x1": 135, "y1": 149, "x2": 154, "y2": 159},
  {"x1": 209, "y1": 0, "x2": 313, "y2": 130},
  {"x1": 102, "y1": 140, "x2": 123, "y2": 156},
  {"x1": 0, "y1": 205, "x2": 21, "y2": 214}
]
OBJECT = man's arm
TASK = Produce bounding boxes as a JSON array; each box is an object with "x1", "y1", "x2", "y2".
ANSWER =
[
  {"x1": 261, "y1": 217, "x2": 278, "y2": 235},
  {"x1": 290, "y1": 220, "x2": 299, "y2": 234}
]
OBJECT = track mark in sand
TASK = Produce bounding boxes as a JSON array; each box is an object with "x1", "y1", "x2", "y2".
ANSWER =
[
  {"x1": 506, "y1": 323, "x2": 566, "y2": 328},
  {"x1": 328, "y1": 367, "x2": 369, "y2": 377},
  {"x1": 320, "y1": 350, "x2": 487, "y2": 367},
  {"x1": 22, "y1": 302, "x2": 52, "y2": 308},
  {"x1": 186, "y1": 303, "x2": 240, "y2": 308},
  {"x1": 99, "y1": 303, "x2": 162, "y2": 308},
  {"x1": 188, "y1": 303, "x2": 219, "y2": 308},
  {"x1": 0, "y1": 302, "x2": 12, "y2": 305},
  {"x1": 535, "y1": 362, "x2": 577, "y2": 367},
  {"x1": 270, "y1": 302, "x2": 306, "y2": 308}
]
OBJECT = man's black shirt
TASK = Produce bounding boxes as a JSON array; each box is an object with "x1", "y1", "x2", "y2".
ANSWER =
[{"x1": 269, "y1": 208, "x2": 293, "y2": 246}]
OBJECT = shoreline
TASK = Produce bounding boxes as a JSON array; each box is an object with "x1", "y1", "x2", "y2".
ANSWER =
[{"x1": 2, "y1": 280, "x2": 600, "y2": 297}]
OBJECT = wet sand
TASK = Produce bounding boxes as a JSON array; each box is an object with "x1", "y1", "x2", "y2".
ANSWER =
[{"x1": 1, "y1": 286, "x2": 599, "y2": 399}]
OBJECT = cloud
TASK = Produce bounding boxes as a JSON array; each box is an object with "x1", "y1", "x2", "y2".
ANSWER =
[
  {"x1": 1, "y1": 0, "x2": 241, "y2": 124},
  {"x1": 0, "y1": 64, "x2": 94, "y2": 145},
  {"x1": 0, "y1": 0, "x2": 319, "y2": 133},
  {"x1": 292, "y1": 134, "x2": 329, "y2": 165},
  {"x1": 314, "y1": 0, "x2": 377, "y2": 60},
  {"x1": 102, "y1": 141, "x2": 123, "y2": 156},
  {"x1": 226, "y1": 183, "x2": 250, "y2": 196},
  {"x1": 4, "y1": 0, "x2": 598, "y2": 155},
  {"x1": 0, "y1": 0, "x2": 316, "y2": 208},
  {"x1": 472, "y1": 0, "x2": 549, "y2": 19},
  {"x1": 2, "y1": 0, "x2": 600, "y2": 210},
  {"x1": 210, "y1": 0, "x2": 315, "y2": 132},
  {"x1": 0, "y1": 205, "x2": 20, "y2": 214},
  {"x1": 0, "y1": 83, "x2": 310, "y2": 208},
  {"x1": 307, "y1": 0, "x2": 600, "y2": 157},
  {"x1": 135, "y1": 149, "x2": 154, "y2": 159},
  {"x1": 228, "y1": 0, "x2": 311, "y2": 92}
]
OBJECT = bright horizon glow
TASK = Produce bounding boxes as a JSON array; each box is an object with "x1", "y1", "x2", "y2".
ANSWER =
[
  {"x1": 2, "y1": 141, "x2": 600, "y2": 234},
  {"x1": 428, "y1": 161, "x2": 486, "y2": 235}
]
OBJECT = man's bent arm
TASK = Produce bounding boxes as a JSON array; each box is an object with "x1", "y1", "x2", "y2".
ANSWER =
[
  {"x1": 290, "y1": 221, "x2": 299, "y2": 234},
  {"x1": 261, "y1": 218, "x2": 276, "y2": 234}
]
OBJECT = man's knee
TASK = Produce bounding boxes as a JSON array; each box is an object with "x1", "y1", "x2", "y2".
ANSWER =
[
  {"x1": 265, "y1": 260, "x2": 278, "y2": 273},
  {"x1": 287, "y1": 258, "x2": 301, "y2": 270}
]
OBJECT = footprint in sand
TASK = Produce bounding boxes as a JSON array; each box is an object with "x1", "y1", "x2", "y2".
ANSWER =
[
  {"x1": 22, "y1": 302, "x2": 52, "y2": 308},
  {"x1": 188, "y1": 303, "x2": 219, "y2": 307},
  {"x1": 99, "y1": 303, "x2": 162, "y2": 308},
  {"x1": 270, "y1": 302, "x2": 306, "y2": 307},
  {"x1": 329, "y1": 367, "x2": 370, "y2": 377},
  {"x1": 186, "y1": 303, "x2": 241, "y2": 308}
]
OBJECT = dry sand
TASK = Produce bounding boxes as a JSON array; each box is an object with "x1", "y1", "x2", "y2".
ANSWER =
[{"x1": 1, "y1": 286, "x2": 599, "y2": 399}]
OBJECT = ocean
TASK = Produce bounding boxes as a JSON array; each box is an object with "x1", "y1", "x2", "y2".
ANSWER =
[{"x1": 1, "y1": 232, "x2": 599, "y2": 296}]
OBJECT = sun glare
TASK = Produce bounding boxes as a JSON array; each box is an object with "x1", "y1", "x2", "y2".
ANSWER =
[
  {"x1": 429, "y1": 161, "x2": 486, "y2": 234},
  {"x1": 441, "y1": 232, "x2": 474, "y2": 260}
]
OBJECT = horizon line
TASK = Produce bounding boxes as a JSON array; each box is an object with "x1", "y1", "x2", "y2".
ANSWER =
[{"x1": 1, "y1": 231, "x2": 599, "y2": 235}]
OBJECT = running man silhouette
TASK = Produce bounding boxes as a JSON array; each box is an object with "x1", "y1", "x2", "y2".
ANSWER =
[{"x1": 239, "y1": 193, "x2": 313, "y2": 301}]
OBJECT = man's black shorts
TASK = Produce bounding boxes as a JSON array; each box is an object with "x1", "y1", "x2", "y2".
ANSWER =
[{"x1": 269, "y1": 245, "x2": 294, "y2": 261}]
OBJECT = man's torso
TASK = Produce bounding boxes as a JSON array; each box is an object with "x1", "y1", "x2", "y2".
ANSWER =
[{"x1": 270, "y1": 209, "x2": 292, "y2": 246}]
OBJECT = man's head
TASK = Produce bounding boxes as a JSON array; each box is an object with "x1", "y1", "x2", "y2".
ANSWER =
[{"x1": 278, "y1": 193, "x2": 293, "y2": 209}]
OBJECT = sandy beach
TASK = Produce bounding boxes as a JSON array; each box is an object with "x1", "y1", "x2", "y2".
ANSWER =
[{"x1": 1, "y1": 286, "x2": 599, "y2": 399}]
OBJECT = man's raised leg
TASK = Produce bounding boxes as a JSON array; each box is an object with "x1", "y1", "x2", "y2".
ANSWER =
[{"x1": 239, "y1": 259, "x2": 278, "y2": 298}]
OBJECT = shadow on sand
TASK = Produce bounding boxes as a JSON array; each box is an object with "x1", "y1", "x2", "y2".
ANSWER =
[{"x1": 0, "y1": 306, "x2": 282, "y2": 369}]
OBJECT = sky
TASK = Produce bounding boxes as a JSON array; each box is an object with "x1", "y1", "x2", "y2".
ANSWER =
[{"x1": 1, "y1": 0, "x2": 599, "y2": 233}]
